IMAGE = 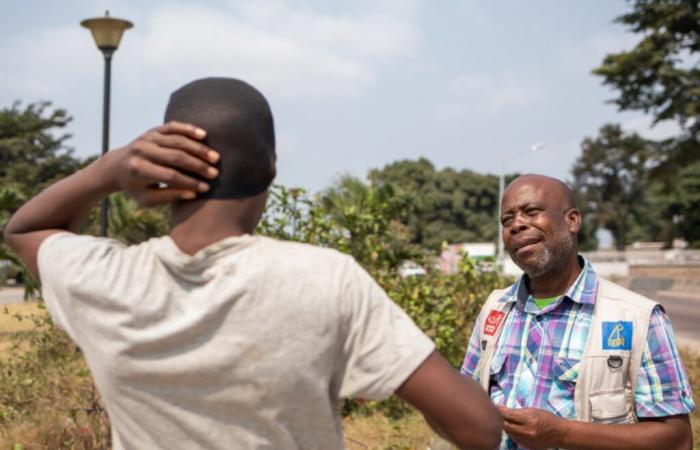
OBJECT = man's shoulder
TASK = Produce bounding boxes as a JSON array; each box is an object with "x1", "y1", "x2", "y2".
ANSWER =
[{"x1": 595, "y1": 277, "x2": 659, "y2": 313}]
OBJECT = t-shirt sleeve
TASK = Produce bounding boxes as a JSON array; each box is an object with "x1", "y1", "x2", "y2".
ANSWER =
[
  {"x1": 634, "y1": 306, "x2": 696, "y2": 417},
  {"x1": 37, "y1": 232, "x2": 126, "y2": 341},
  {"x1": 336, "y1": 258, "x2": 435, "y2": 401}
]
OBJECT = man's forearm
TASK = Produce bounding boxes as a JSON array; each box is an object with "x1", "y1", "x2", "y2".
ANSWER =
[
  {"x1": 3, "y1": 156, "x2": 116, "y2": 278},
  {"x1": 5, "y1": 156, "x2": 115, "y2": 237},
  {"x1": 558, "y1": 415, "x2": 692, "y2": 450}
]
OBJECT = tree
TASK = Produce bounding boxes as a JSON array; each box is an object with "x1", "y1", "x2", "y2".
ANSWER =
[
  {"x1": 649, "y1": 160, "x2": 700, "y2": 247},
  {"x1": 319, "y1": 175, "x2": 420, "y2": 268},
  {"x1": 572, "y1": 124, "x2": 655, "y2": 250},
  {"x1": 368, "y1": 158, "x2": 502, "y2": 250},
  {"x1": 594, "y1": 0, "x2": 700, "y2": 136},
  {"x1": 0, "y1": 101, "x2": 82, "y2": 195}
]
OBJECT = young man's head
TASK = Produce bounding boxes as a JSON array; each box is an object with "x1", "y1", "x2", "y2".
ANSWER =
[
  {"x1": 164, "y1": 77, "x2": 276, "y2": 233},
  {"x1": 164, "y1": 77, "x2": 276, "y2": 200}
]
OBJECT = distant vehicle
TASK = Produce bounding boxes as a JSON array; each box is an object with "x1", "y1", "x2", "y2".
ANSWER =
[
  {"x1": 0, "y1": 259, "x2": 23, "y2": 285},
  {"x1": 398, "y1": 260, "x2": 427, "y2": 278}
]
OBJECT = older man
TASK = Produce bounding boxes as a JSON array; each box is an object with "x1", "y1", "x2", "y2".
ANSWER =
[{"x1": 461, "y1": 174, "x2": 694, "y2": 450}]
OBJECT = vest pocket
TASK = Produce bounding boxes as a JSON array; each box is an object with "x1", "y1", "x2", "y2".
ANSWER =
[
  {"x1": 547, "y1": 356, "x2": 580, "y2": 419},
  {"x1": 589, "y1": 389, "x2": 631, "y2": 424}
]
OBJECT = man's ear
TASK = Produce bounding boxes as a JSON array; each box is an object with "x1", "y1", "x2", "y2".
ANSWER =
[
  {"x1": 269, "y1": 156, "x2": 277, "y2": 181},
  {"x1": 565, "y1": 208, "x2": 582, "y2": 234}
]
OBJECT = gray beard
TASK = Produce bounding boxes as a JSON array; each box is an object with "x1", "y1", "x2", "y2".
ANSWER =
[{"x1": 512, "y1": 230, "x2": 575, "y2": 278}]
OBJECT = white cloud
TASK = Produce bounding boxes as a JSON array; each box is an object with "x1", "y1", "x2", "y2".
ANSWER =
[
  {"x1": 0, "y1": 1, "x2": 422, "y2": 104},
  {"x1": 117, "y1": 1, "x2": 421, "y2": 98},
  {"x1": 441, "y1": 73, "x2": 544, "y2": 116}
]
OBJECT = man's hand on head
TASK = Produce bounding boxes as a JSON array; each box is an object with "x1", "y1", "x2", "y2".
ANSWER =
[
  {"x1": 499, "y1": 406, "x2": 568, "y2": 450},
  {"x1": 3, "y1": 121, "x2": 221, "y2": 280},
  {"x1": 104, "y1": 121, "x2": 220, "y2": 206}
]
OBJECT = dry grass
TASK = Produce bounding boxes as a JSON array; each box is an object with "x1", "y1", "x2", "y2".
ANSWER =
[
  {"x1": 0, "y1": 302, "x2": 45, "y2": 359},
  {"x1": 342, "y1": 411, "x2": 435, "y2": 450},
  {"x1": 680, "y1": 347, "x2": 700, "y2": 449}
]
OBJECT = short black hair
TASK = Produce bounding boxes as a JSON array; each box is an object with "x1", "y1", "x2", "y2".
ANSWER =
[{"x1": 164, "y1": 77, "x2": 275, "y2": 199}]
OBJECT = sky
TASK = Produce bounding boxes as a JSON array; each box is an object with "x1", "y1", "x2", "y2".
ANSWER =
[{"x1": 0, "y1": 0, "x2": 683, "y2": 194}]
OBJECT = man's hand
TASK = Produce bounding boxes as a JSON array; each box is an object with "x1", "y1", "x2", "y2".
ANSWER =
[
  {"x1": 499, "y1": 406, "x2": 567, "y2": 450},
  {"x1": 105, "y1": 121, "x2": 220, "y2": 206}
]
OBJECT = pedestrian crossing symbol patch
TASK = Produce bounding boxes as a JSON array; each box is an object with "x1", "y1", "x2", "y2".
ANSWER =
[{"x1": 602, "y1": 321, "x2": 633, "y2": 350}]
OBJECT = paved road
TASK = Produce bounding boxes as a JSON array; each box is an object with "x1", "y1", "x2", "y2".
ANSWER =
[
  {"x1": 654, "y1": 291, "x2": 700, "y2": 350},
  {"x1": 0, "y1": 287, "x2": 25, "y2": 305}
]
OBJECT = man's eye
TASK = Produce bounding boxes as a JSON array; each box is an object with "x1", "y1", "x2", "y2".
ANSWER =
[
  {"x1": 501, "y1": 217, "x2": 513, "y2": 226},
  {"x1": 526, "y1": 209, "x2": 541, "y2": 216}
]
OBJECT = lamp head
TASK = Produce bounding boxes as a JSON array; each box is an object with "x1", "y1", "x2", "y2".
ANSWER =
[{"x1": 81, "y1": 11, "x2": 133, "y2": 54}]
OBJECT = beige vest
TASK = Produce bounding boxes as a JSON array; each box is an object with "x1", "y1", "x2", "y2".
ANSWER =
[{"x1": 474, "y1": 277, "x2": 658, "y2": 423}]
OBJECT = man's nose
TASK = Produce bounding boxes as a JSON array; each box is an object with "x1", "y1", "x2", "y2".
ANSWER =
[{"x1": 510, "y1": 213, "x2": 529, "y2": 233}]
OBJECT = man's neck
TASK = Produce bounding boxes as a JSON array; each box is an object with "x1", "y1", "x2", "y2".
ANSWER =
[
  {"x1": 169, "y1": 196, "x2": 264, "y2": 256},
  {"x1": 526, "y1": 255, "x2": 582, "y2": 298}
]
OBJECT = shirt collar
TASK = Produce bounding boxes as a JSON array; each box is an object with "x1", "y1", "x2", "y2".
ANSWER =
[{"x1": 499, "y1": 255, "x2": 598, "y2": 306}]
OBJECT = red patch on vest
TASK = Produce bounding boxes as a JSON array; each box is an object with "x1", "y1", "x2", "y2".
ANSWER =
[{"x1": 484, "y1": 310, "x2": 505, "y2": 336}]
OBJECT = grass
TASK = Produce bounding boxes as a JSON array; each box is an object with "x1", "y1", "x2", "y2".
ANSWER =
[
  {"x1": 0, "y1": 303, "x2": 698, "y2": 449},
  {"x1": 0, "y1": 302, "x2": 44, "y2": 360},
  {"x1": 681, "y1": 347, "x2": 700, "y2": 449},
  {"x1": 342, "y1": 411, "x2": 434, "y2": 450}
]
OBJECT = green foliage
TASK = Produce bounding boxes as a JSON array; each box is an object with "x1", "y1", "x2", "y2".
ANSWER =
[
  {"x1": 583, "y1": 0, "x2": 700, "y2": 248},
  {"x1": 647, "y1": 160, "x2": 700, "y2": 247},
  {"x1": 368, "y1": 158, "x2": 502, "y2": 250},
  {"x1": 572, "y1": 124, "x2": 655, "y2": 249},
  {"x1": 0, "y1": 102, "x2": 82, "y2": 196},
  {"x1": 0, "y1": 102, "x2": 85, "y2": 295},
  {"x1": 319, "y1": 175, "x2": 422, "y2": 268},
  {"x1": 594, "y1": 0, "x2": 700, "y2": 136},
  {"x1": 105, "y1": 193, "x2": 171, "y2": 245}
]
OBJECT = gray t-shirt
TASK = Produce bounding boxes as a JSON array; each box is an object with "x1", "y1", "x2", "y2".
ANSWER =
[{"x1": 38, "y1": 233, "x2": 435, "y2": 449}]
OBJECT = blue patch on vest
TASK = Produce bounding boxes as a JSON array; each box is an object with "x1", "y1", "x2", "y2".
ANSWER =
[{"x1": 602, "y1": 321, "x2": 633, "y2": 350}]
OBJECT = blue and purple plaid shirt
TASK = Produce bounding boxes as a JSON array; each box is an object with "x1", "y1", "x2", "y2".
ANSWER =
[{"x1": 461, "y1": 257, "x2": 695, "y2": 450}]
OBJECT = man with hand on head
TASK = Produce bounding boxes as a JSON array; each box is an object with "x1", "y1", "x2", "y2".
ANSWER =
[
  {"x1": 5, "y1": 77, "x2": 501, "y2": 450},
  {"x1": 460, "y1": 174, "x2": 694, "y2": 450}
]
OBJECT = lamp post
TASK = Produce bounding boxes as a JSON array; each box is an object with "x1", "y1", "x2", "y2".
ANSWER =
[
  {"x1": 497, "y1": 142, "x2": 546, "y2": 270},
  {"x1": 81, "y1": 11, "x2": 133, "y2": 237}
]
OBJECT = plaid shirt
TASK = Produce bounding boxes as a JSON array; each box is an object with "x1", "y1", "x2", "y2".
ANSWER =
[{"x1": 461, "y1": 257, "x2": 695, "y2": 450}]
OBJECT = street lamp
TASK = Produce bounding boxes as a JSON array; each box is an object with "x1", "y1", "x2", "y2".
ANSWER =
[
  {"x1": 81, "y1": 11, "x2": 133, "y2": 237},
  {"x1": 497, "y1": 142, "x2": 546, "y2": 270}
]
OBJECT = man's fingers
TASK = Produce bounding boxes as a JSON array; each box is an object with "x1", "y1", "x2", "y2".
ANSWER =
[
  {"x1": 146, "y1": 132, "x2": 220, "y2": 165},
  {"x1": 155, "y1": 121, "x2": 207, "y2": 141},
  {"x1": 128, "y1": 158, "x2": 209, "y2": 193},
  {"x1": 498, "y1": 406, "x2": 527, "y2": 424},
  {"x1": 136, "y1": 188, "x2": 197, "y2": 207},
  {"x1": 503, "y1": 420, "x2": 526, "y2": 434},
  {"x1": 139, "y1": 141, "x2": 219, "y2": 180}
]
